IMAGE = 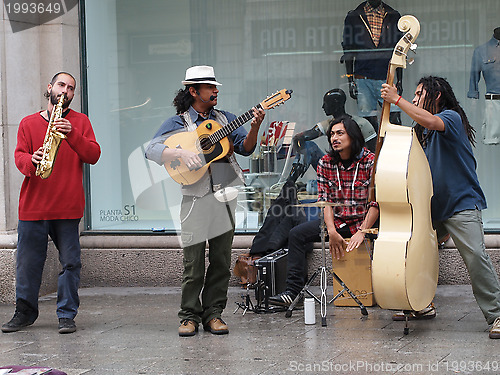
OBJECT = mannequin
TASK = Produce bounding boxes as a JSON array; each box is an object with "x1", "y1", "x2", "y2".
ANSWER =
[
  {"x1": 494, "y1": 27, "x2": 500, "y2": 40},
  {"x1": 289, "y1": 89, "x2": 376, "y2": 182},
  {"x1": 467, "y1": 27, "x2": 500, "y2": 144},
  {"x1": 341, "y1": 0, "x2": 403, "y2": 130}
]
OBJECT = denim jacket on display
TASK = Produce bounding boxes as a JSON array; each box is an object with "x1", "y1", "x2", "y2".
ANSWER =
[{"x1": 467, "y1": 36, "x2": 500, "y2": 98}]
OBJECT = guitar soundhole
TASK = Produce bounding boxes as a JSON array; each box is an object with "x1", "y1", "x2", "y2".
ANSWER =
[{"x1": 198, "y1": 135, "x2": 214, "y2": 153}]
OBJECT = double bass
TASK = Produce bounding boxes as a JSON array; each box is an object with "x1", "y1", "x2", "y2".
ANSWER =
[{"x1": 370, "y1": 16, "x2": 439, "y2": 314}]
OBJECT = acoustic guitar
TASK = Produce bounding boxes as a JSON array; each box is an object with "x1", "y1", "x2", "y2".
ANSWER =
[
  {"x1": 163, "y1": 89, "x2": 292, "y2": 185},
  {"x1": 370, "y1": 16, "x2": 439, "y2": 312}
]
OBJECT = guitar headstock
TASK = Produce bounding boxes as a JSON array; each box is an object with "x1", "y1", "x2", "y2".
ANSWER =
[
  {"x1": 390, "y1": 15, "x2": 420, "y2": 69},
  {"x1": 260, "y1": 89, "x2": 293, "y2": 110}
]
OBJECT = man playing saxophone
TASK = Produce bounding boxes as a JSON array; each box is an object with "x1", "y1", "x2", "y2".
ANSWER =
[{"x1": 1, "y1": 72, "x2": 101, "y2": 334}]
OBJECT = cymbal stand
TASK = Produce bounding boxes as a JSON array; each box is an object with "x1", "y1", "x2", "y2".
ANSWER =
[
  {"x1": 285, "y1": 206, "x2": 369, "y2": 323},
  {"x1": 329, "y1": 273, "x2": 368, "y2": 316},
  {"x1": 319, "y1": 206, "x2": 328, "y2": 326}
]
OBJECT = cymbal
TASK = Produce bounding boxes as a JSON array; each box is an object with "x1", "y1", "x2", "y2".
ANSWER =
[
  {"x1": 294, "y1": 201, "x2": 344, "y2": 208},
  {"x1": 296, "y1": 194, "x2": 318, "y2": 200}
]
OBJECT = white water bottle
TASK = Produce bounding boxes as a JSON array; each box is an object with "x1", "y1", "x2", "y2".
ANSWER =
[{"x1": 304, "y1": 298, "x2": 316, "y2": 325}]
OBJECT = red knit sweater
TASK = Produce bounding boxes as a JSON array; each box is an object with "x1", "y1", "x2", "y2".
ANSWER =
[{"x1": 14, "y1": 110, "x2": 101, "y2": 220}]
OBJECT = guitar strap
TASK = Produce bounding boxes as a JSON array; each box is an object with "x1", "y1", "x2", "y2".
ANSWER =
[
  {"x1": 179, "y1": 111, "x2": 198, "y2": 132},
  {"x1": 212, "y1": 110, "x2": 245, "y2": 188}
]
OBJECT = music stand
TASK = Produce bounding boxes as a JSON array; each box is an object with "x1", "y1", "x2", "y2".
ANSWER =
[{"x1": 284, "y1": 202, "x2": 368, "y2": 326}]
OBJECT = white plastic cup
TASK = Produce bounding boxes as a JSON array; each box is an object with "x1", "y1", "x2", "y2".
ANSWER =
[{"x1": 304, "y1": 297, "x2": 316, "y2": 325}]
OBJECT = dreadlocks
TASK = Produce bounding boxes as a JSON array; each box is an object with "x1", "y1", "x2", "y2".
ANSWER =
[{"x1": 414, "y1": 76, "x2": 476, "y2": 147}]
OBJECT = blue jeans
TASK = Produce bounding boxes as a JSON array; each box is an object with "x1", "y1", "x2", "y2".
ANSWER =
[
  {"x1": 434, "y1": 209, "x2": 500, "y2": 324},
  {"x1": 356, "y1": 78, "x2": 401, "y2": 117},
  {"x1": 16, "y1": 219, "x2": 82, "y2": 320}
]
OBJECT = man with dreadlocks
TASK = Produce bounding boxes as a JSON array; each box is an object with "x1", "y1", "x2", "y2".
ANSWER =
[{"x1": 381, "y1": 76, "x2": 500, "y2": 339}]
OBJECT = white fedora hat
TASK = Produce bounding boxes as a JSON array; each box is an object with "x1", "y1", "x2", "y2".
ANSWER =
[{"x1": 182, "y1": 65, "x2": 222, "y2": 86}]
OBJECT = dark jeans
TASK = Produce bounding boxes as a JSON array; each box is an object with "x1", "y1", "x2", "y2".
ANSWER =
[
  {"x1": 286, "y1": 219, "x2": 351, "y2": 295},
  {"x1": 16, "y1": 219, "x2": 82, "y2": 320}
]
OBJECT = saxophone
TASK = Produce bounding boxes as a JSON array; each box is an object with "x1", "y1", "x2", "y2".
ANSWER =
[{"x1": 35, "y1": 94, "x2": 67, "y2": 179}]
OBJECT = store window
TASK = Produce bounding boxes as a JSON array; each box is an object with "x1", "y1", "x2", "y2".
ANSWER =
[{"x1": 83, "y1": 0, "x2": 500, "y2": 232}]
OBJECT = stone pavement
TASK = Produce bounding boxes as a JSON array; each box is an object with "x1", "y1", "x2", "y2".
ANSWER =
[{"x1": 0, "y1": 285, "x2": 499, "y2": 375}]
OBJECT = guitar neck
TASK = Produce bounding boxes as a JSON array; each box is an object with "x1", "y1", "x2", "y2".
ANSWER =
[{"x1": 209, "y1": 104, "x2": 263, "y2": 144}]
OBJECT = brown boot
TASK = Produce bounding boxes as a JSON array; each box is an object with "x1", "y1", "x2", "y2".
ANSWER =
[
  {"x1": 178, "y1": 320, "x2": 198, "y2": 337},
  {"x1": 203, "y1": 318, "x2": 229, "y2": 335}
]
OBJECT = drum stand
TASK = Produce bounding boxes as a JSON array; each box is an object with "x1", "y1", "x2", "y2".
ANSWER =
[
  {"x1": 234, "y1": 281, "x2": 287, "y2": 315},
  {"x1": 233, "y1": 284, "x2": 256, "y2": 316},
  {"x1": 284, "y1": 206, "x2": 368, "y2": 325}
]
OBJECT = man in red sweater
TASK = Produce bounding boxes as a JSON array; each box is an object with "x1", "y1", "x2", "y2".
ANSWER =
[{"x1": 1, "y1": 72, "x2": 100, "y2": 334}]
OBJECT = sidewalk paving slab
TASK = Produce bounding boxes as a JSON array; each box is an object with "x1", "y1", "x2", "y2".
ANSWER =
[{"x1": 1, "y1": 285, "x2": 499, "y2": 375}]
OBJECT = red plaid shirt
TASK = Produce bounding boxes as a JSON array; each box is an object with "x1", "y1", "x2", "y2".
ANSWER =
[
  {"x1": 317, "y1": 148, "x2": 377, "y2": 235},
  {"x1": 364, "y1": 2, "x2": 386, "y2": 47}
]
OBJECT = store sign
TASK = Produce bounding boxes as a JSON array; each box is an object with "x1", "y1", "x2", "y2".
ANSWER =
[
  {"x1": 251, "y1": 12, "x2": 475, "y2": 57},
  {"x1": 130, "y1": 33, "x2": 213, "y2": 64},
  {"x1": 99, "y1": 205, "x2": 139, "y2": 223},
  {"x1": 251, "y1": 18, "x2": 345, "y2": 57}
]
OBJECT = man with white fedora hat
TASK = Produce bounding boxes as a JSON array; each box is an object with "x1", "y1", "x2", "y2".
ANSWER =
[{"x1": 146, "y1": 65, "x2": 265, "y2": 337}]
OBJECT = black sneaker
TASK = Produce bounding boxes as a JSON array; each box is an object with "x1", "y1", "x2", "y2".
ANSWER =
[
  {"x1": 1, "y1": 311, "x2": 36, "y2": 333},
  {"x1": 269, "y1": 291, "x2": 299, "y2": 306},
  {"x1": 58, "y1": 318, "x2": 76, "y2": 334}
]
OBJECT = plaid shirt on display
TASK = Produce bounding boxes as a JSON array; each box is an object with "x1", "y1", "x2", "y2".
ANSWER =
[
  {"x1": 364, "y1": 2, "x2": 386, "y2": 47},
  {"x1": 317, "y1": 148, "x2": 377, "y2": 235}
]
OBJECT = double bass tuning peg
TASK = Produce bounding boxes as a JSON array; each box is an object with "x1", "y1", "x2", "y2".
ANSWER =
[{"x1": 407, "y1": 43, "x2": 417, "y2": 64}]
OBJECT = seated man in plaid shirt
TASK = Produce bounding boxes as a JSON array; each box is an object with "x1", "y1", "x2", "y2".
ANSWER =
[{"x1": 269, "y1": 115, "x2": 379, "y2": 306}]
